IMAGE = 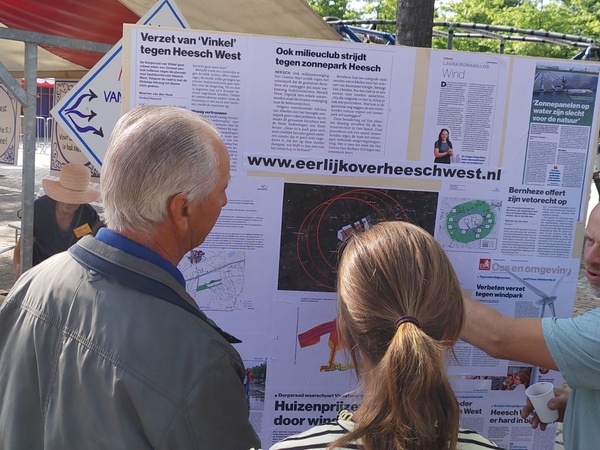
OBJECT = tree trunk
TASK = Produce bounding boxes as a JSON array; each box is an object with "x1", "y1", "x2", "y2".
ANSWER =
[{"x1": 396, "y1": 0, "x2": 435, "y2": 47}]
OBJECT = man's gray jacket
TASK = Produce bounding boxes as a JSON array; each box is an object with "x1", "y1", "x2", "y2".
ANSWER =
[{"x1": 0, "y1": 235, "x2": 260, "y2": 449}]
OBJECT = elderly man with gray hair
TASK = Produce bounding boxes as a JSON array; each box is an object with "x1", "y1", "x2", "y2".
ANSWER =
[{"x1": 0, "y1": 106, "x2": 260, "y2": 449}]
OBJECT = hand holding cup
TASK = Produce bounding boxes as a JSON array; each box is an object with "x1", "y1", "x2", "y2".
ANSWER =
[{"x1": 525, "y1": 382, "x2": 559, "y2": 424}]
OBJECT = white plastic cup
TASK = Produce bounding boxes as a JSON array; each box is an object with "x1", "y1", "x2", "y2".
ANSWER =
[{"x1": 525, "y1": 382, "x2": 559, "y2": 423}]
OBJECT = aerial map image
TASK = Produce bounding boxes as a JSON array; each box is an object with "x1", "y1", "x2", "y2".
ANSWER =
[
  {"x1": 278, "y1": 183, "x2": 439, "y2": 292},
  {"x1": 436, "y1": 198, "x2": 501, "y2": 251}
]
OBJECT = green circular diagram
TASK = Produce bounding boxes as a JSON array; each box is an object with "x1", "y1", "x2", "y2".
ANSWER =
[{"x1": 445, "y1": 200, "x2": 495, "y2": 243}]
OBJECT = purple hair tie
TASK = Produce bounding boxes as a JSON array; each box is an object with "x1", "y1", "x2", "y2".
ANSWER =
[{"x1": 395, "y1": 316, "x2": 421, "y2": 330}]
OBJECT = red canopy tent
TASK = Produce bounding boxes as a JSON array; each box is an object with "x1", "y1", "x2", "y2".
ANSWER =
[
  {"x1": 0, "y1": 0, "x2": 340, "y2": 78},
  {"x1": 1, "y1": 0, "x2": 138, "y2": 72}
]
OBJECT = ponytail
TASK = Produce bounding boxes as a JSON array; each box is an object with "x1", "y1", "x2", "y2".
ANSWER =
[
  {"x1": 330, "y1": 322, "x2": 459, "y2": 450},
  {"x1": 333, "y1": 221, "x2": 465, "y2": 450}
]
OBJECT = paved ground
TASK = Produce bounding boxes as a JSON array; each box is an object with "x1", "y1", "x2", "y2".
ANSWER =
[
  {"x1": 0, "y1": 147, "x2": 51, "y2": 292},
  {"x1": 1, "y1": 149, "x2": 599, "y2": 449}
]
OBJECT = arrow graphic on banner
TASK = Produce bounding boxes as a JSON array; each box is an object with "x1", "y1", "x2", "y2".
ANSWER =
[
  {"x1": 65, "y1": 89, "x2": 98, "y2": 112},
  {"x1": 63, "y1": 89, "x2": 103, "y2": 136},
  {"x1": 65, "y1": 109, "x2": 97, "y2": 121},
  {"x1": 67, "y1": 115, "x2": 104, "y2": 137}
]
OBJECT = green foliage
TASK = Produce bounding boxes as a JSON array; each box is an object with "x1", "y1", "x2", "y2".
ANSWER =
[
  {"x1": 362, "y1": 0, "x2": 396, "y2": 21},
  {"x1": 306, "y1": 0, "x2": 600, "y2": 57},
  {"x1": 436, "y1": 0, "x2": 600, "y2": 57},
  {"x1": 250, "y1": 362, "x2": 267, "y2": 383},
  {"x1": 306, "y1": 0, "x2": 361, "y2": 20}
]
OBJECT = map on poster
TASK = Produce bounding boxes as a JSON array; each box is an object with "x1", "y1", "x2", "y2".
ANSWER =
[
  {"x1": 278, "y1": 183, "x2": 438, "y2": 292},
  {"x1": 179, "y1": 249, "x2": 246, "y2": 311},
  {"x1": 436, "y1": 198, "x2": 502, "y2": 251}
]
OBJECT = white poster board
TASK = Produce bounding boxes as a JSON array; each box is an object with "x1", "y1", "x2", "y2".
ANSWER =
[{"x1": 121, "y1": 24, "x2": 600, "y2": 449}]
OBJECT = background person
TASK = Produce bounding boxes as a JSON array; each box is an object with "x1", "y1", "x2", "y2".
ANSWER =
[
  {"x1": 461, "y1": 202, "x2": 600, "y2": 450},
  {"x1": 434, "y1": 128, "x2": 454, "y2": 164},
  {"x1": 13, "y1": 162, "x2": 101, "y2": 279},
  {"x1": 271, "y1": 221, "x2": 499, "y2": 450},
  {"x1": 244, "y1": 367, "x2": 254, "y2": 396},
  {"x1": 0, "y1": 106, "x2": 260, "y2": 449}
]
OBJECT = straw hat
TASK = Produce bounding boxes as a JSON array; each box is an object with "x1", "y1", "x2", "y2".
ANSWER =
[{"x1": 42, "y1": 163, "x2": 100, "y2": 205}]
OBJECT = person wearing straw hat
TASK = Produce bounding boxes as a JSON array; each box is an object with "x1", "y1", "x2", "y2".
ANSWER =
[{"x1": 12, "y1": 162, "x2": 101, "y2": 279}]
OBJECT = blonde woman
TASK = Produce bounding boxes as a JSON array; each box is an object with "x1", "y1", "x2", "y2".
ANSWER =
[{"x1": 271, "y1": 221, "x2": 499, "y2": 450}]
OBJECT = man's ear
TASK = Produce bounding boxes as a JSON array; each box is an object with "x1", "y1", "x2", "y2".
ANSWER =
[{"x1": 168, "y1": 193, "x2": 190, "y2": 233}]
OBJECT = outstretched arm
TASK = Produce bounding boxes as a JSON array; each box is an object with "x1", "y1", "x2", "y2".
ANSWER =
[{"x1": 461, "y1": 296, "x2": 557, "y2": 370}]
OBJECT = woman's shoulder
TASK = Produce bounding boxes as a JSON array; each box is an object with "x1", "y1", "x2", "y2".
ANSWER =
[
  {"x1": 269, "y1": 424, "x2": 348, "y2": 450},
  {"x1": 458, "y1": 428, "x2": 502, "y2": 449},
  {"x1": 269, "y1": 412, "x2": 356, "y2": 450}
]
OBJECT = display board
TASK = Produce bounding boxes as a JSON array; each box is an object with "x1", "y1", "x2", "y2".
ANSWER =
[{"x1": 121, "y1": 24, "x2": 600, "y2": 449}]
